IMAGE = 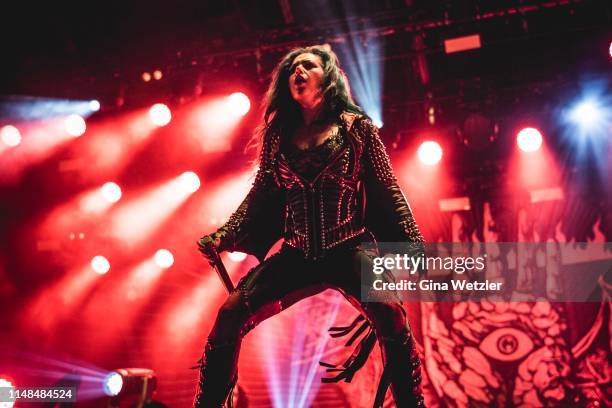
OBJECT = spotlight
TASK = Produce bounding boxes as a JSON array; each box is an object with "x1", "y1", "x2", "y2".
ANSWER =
[
  {"x1": 104, "y1": 369, "x2": 157, "y2": 408},
  {"x1": 372, "y1": 118, "x2": 384, "y2": 128},
  {"x1": 89, "y1": 100, "x2": 101, "y2": 112},
  {"x1": 152, "y1": 70, "x2": 163, "y2": 80},
  {"x1": 65, "y1": 114, "x2": 87, "y2": 137},
  {"x1": 228, "y1": 92, "x2": 250, "y2": 116},
  {"x1": 142, "y1": 72, "x2": 151, "y2": 82},
  {"x1": 516, "y1": 127, "x2": 543, "y2": 152},
  {"x1": 1, "y1": 125, "x2": 22, "y2": 147},
  {"x1": 0, "y1": 377, "x2": 15, "y2": 408},
  {"x1": 154, "y1": 249, "x2": 174, "y2": 268},
  {"x1": 91, "y1": 256, "x2": 110, "y2": 274},
  {"x1": 179, "y1": 171, "x2": 200, "y2": 193},
  {"x1": 103, "y1": 372, "x2": 123, "y2": 397},
  {"x1": 569, "y1": 100, "x2": 603, "y2": 132},
  {"x1": 149, "y1": 103, "x2": 171, "y2": 127},
  {"x1": 609, "y1": 41, "x2": 612, "y2": 59},
  {"x1": 228, "y1": 252, "x2": 247, "y2": 262},
  {"x1": 101, "y1": 182, "x2": 122, "y2": 203},
  {"x1": 417, "y1": 141, "x2": 442, "y2": 165}
]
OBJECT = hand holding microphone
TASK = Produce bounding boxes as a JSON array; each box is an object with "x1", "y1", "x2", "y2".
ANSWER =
[{"x1": 197, "y1": 231, "x2": 235, "y2": 293}]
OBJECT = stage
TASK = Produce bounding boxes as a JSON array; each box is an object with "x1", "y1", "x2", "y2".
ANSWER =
[{"x1": 1, "y1": 1, "x2": 610, "y2": 407}]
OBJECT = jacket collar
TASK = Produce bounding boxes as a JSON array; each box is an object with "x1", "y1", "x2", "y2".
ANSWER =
[{"x1": 340, "y1": 111, "x2": 358, "y2": 131}]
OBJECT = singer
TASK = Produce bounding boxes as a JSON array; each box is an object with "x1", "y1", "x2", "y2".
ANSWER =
[{"x1": 195, "y1": 45, "x2": 425, "y2": 408}]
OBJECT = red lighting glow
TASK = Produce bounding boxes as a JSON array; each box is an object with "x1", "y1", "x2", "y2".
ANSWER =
[
  {"x1": 417, "y1": 141, "x2": 443, "y2": 165},
  {"x1": 228, "y1": 92, "x2": 251, "y2": 117},
  {"x1": 65, "y1": 114, "x2": 87, "y2": 136},
  {"x1": 444, "y1": 34, "x2": 482, "y2": 54},
  {"x1": 1, "y1": 125, "x2": 22, "y2": 147},
  {"x1": 516, "y1": 127, "x2": 543, "y2": 152},
  {"x1": 109, "y1": 173, "x2": 203, "y2": 247},
  {"x1": 40, "y1": 187, "x2": 117, "y2": 235},
  {"x1": 71, "y1": 109, "x2": 162, "y2": 181},
  {"x1": 510, "y1": 126, "x2": 559, "y2": 190},
  {"x1": 187, "y1": 94, "x2": 252, "y2": 153},
  {"x1": 101, "y1": 182, "x2": 122, "y2": 203},
  {"x1": 1, "y1": 119, "x2": 74, "y2": 183},
  {"x1": 24, "y1": 264, "x2": 102, "y2": 332},
  {"x1": 195, "y1": 172, "x2": 253, "y2": 224},
  {"x1": 149, "y1": 103, "x2": 171, "y2": 127},
  {"x1": 91, "y1": 256, "x2": 111, "y2": 274}
]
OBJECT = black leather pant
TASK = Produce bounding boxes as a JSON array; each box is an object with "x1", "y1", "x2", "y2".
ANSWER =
[{"x1": 194, "y1": 245, "x2": 424, "y2": 407}]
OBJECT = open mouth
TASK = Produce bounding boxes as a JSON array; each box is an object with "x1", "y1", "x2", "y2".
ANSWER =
[{"x1": 295, "y1": 76, "x2": 307, "y2": 85}]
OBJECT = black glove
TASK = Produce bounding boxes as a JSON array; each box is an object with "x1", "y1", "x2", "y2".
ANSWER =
[{"x1": 197, "y1": 232, "x2": 223, "y2": 262}]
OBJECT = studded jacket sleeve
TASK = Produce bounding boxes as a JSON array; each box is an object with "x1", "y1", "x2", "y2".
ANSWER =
[
  {"x1": 213, "y1": 134, "x2": 284, "y2": 261},
  {"x1": 358, "y1": 117, "x2": 424, "y2": 244}
]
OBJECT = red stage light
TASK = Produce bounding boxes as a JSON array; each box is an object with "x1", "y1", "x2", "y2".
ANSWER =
[
  {"x1": 609, "y1": 41, "x2": 612, "y2": 58},
  {"x1": 516, "y1": 127, "x2": 543, "y2": 152},
  {"x1": 154, "y1": 249, "x2": 174, "y2": 268},
  {"x1": 153, "y1": 70, "x2": 163, "y2": 80},
  {"x1": 109, "y1": 172, "x2": 206, "y2": 246},
  {"x1": 142, "y1": 72, "x2": 151, "y2": 82},
  {"x1": 101, "y1": 182, "x2": 122, "y2": 203},
  {"x1": 149, "y1": 103, "x2": 171, "y2": 127},
  {"x1": 228, "y1": 92, "x2": 251, "y2": 117},
  {"x1": 91, "y1": 256, "x2": 111, "y2": 274},
  {"x1": 65, "y1": 114, "x2": 86, "y2": 136},
  {"x1": 444, "y1": 34, "x2": 481, "y2": 54},
  {"x1": 1, "y1": 125, "x2": 22, "y2": 147},
  {"x1": 179, "y1": 171, "x2": 201, "y2": 193},
  {"x1": 417, "y1": 141, "x2": 443, "y2": 165}
]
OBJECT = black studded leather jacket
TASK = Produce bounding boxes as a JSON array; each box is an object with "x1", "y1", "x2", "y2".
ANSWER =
[{"x1": 215, "y1": 113, "x2": 423, "y2": 261}]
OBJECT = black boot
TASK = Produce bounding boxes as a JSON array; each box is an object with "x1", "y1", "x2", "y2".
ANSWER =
[
  {"x1": 193, "y1": 342, "x2": 239, "y2": 408},
  {"x1": 379, "y1": 335, "x2": 425, "y2": 408}
]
